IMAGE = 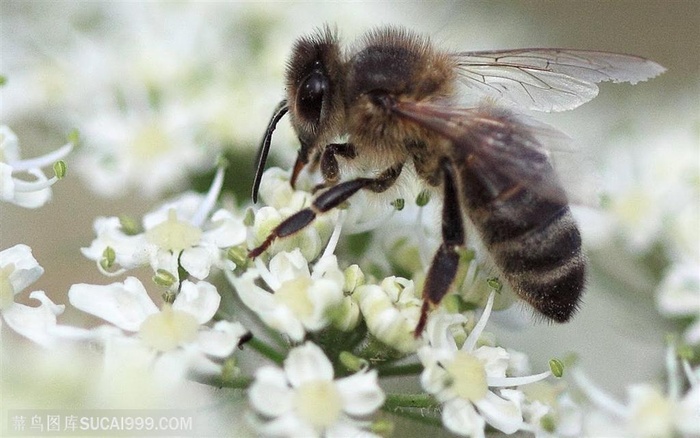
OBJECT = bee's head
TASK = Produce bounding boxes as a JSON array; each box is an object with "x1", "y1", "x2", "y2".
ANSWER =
[{"x1": 286, "y1": 26, "x2": 346, "y2": 161}]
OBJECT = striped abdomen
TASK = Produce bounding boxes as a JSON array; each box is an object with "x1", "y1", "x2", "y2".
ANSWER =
[{"x1": 460, "y1": 163, "x2": 586, "y2": 322}]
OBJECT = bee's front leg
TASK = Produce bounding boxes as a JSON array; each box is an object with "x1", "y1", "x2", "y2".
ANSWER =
[
  {"x1": 310, "y1": 143, "x2": 358, "y2": 194},
  {"x1": 415, "y1": 159, "x2": 465, "y2": 337},
  {"x1": 249, "y1": 162, "x2": 402, "y2": 259}
]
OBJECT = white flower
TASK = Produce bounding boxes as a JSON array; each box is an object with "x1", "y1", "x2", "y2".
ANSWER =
[
  {"x1": 81, "y1": 166, "x2": 246, "y2": 282},
  {"x1": 67, "y1": 276, "x2": 248, "y2": 377},
  {"x1": 597, "y1": 118, "x2": 699, "y2": 253},
  {"x1": 227, "y1": 250, "x2": 345, "y2": 342},
  {"x1": 355, "y1": 276, "x2": 422, "y2": 353},
  {"x1": 248, "y1": 341, "x2": 385, "y2": 437},
  {"x1": 0, "y1": 125, "x2": 72, "y2": 208},
  {"x1": 656, "y1": 262, "x2": 700, "y2": 345},
  {"x1": 573, "y1": 345, "x2": 700, "y2": 438},
  {"x1": 519, "y1": 382, "x2": 584, "y2": 438},
  {"x1": 0, "y1": 244, "x2": 65, "y2": 347},
  {"x1": 75, "y1": 100, "x2": 213, "y2": 198},
  {"x1": 418, "y1": 292, "x2": 552, "y2": 437}
]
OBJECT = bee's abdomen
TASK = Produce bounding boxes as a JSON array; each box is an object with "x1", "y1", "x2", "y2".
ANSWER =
[{"x1": 465, "y1": 181, "x2": 585, "y2": 322}]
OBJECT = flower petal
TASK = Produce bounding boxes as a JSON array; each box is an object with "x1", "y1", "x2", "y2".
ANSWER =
[
  {"x1": 257, "y1": 412, "x2": 316, "y2": 438},
  {"x1": 473, "y1": 390, "x2": 523, "y2": 434},
  {"x1": 285, "y1": 342, "x2": 334, "y2": 387},
  {"x1": 2, "y1": 291, "x2": 64, "y2": 347},
  {"x1": 442, "y1": 398, "x2": 485, "y2": 438},
  {"x1": 335, "y1": 370, "x2": 385, "y2": 416},
  {"x1": 195, "y1": 320, "x2": 248, "y2": 357},
  {"x1": 68, "y1": 277, "x2": 158, "y2": 331},
  {"x1": 249, "y1": 366, "x2": 294, "y2": 417},
  {"x1": 203, "y1": 209, "x2": 247, "y2": 247},
  {"x1": 268, "y1": 250, "x2": 310, "y2": 284},
  {"x1": 228, "y1": 269, "x2": 306, "y2": 341},
  {"x1": 172, "y1": 280, "x2": 220, "y2": 324},
  {"x1": 179, "y1": 246, "x2": 214, "y2": 280},
  {"x1": 0, "y1": 244, "x2": 44, "y2": 295}
]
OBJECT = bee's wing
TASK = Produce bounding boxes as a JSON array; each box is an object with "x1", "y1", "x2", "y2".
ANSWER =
[
  {"x1": 453, "y1": 49, "x2": 665, "y2": 112},
  {"x1": 393, "y1": 100, "x2": 576, "y2": 203}
]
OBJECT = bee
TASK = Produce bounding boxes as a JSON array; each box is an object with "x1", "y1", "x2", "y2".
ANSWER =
[{"x1": 248, "y1": 25, "x2": 665, "y2": 335}]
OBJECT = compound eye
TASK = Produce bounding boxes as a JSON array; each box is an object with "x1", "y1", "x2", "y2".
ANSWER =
[{"x1": 296, "y1": 70, "x2": 328, "y2": 124}]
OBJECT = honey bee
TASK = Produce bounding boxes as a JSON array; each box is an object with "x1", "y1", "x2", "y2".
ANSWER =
[{"x1": 248, "y1": 25, "x2": 665, "y2": 335}]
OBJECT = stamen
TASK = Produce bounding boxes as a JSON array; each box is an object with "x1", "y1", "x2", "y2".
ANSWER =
[
  {"x1": 191, "y1": 164, "x2": 225, "y2": 227},
  {"x1": 462, "y1": 291, "x2": 495, "y2": 352},
  {"x1": 321, "y1": 210, "x2": 346, "y2": 259},
  {"x1": 9, "y1": 143, "x2": 73, "y2": 172},
  {"x1": 487, "y1": 370, "x2": 552, "y2": 387}
]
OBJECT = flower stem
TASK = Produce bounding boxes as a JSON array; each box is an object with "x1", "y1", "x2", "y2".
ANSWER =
[
  {"x1": 376, "y1": 362, "x2": 423, "y2": 377},
  {"x1": 190, "y1": 373, "x2": 253, "y2": 389},
  {"x1": 246, "y1": 336, "x2": 286, "y2": 365},
  {"x1": 383, "y1": 393, "x2": 439, "y2": 409},
  {"x1": 382, "y1": 394, "x2": 442, "y2": 428}
]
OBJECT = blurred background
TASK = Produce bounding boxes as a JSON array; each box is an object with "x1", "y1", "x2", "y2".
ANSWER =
[{"x1": 1, "y1": 0, "x2": 698, "y2": 424}]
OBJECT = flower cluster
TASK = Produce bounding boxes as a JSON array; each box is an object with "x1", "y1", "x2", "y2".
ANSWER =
[{"x1": 2, "y1": 4, "x2": 697, "y2": 438}]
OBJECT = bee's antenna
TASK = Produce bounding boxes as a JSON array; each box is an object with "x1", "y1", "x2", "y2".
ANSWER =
[{"x1": 252, "y1": 100, "x2": 289, "y2": 203}]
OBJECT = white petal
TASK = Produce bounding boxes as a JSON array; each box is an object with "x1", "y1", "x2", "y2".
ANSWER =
[
  {"x1": 68, "y1": 277, "x2": 158, "y2": 331},
  {"x1": 327, "y1": 420, "x2": 379, "y2": 438},
  {"x1": 0, "y1": 244, "x2": 44, "y2": 295},
  {"x1": 473, "y1": 390, "x2": 523, "y2": 434},
  {"x1": 228, "y1": 270, "x2": 305, "y2": 341},
  {"x1": 268, "y1": 250, "x2": 310, "y2": 284},
  {"x1": 6, "y1": 168, "x2": 52, "y2": 208},
  {"x1": 442, "y1": 398, "x2": 485, "y2": 438},
  {"x1": 229, "y1": 269, "x2": 276, "y2": 313},
  {"x1": 258, "y1": 413, "x2": 317, "y2": 438},
  {"x1": 656, "y1": 263, "x2": 700, "y2": 316},
  {"x1": 80, "y1": 216, "x2": 150, "y2": 269},
  {"x1": 203, "y1": 209, "x2": 247, "y2": 247},
  {"x1": 310, "y1": 254, "x2": 344, "y2": 286},
  {"x1": 2, "y1": 291, "x2": 64, "y2": 347},
  {"x1": 249, "y1": 366, "x2": 294, "y2": 417},
  {"x1": 152, "y1": 348, "x2": 191, "y2": 388},
  {"x1": 285, "y1": 342, "x2": 334, "y2": 387},
  {"x1": 1, "y1": 125, "x2": 20, "y2": 161},
  {"x1": 474, "y1": 345, "x2": 510, "y2": 378},
  {"x1": 0, "y1": 162, "x2": 15, "y2": 201},
  {"x1": 677, "y1": 384, "x2": 700, "y2": 434},
  {"x1": 419, "y1": 353, "x2": 451, "y2": 399},
  {"x1": 172, "y1": 280, "x2": 220, "y2": 324},
  {"x1": 195, "y1": 320, "x2": 248, "y2": 357},
  {"x1": 335, "y1": 370, "x2": 385, "y2": 416},
  {"x1": 303, "y1": 278, "x2": 344, "y2": 330},
  {"x1": 179, "y1": 246, "x2": 213, "y2": 280},
  {"x1": 424, "y1": 310, "x2": 466, "y2": 350}
]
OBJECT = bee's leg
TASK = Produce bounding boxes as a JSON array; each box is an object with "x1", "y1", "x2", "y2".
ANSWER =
[
  {"x1": 415, "y1": 159, "x2": 465, "y2": 337},
  {"x1": 249, "y1": 162, "x2": 402, "y2": 258},
  {"x1": 311, "y1": 143, "x2": 358, "y2": 193},
  {"x1": 320, "y1": 143, "x2": 357, "y2": 183}
]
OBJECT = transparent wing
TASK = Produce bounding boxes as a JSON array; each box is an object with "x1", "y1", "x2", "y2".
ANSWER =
[
  {"x1": 392, "y1": 99, "x2": 577, "y2": 203},
  {"x1": 454, "y1": 49, "x2": 665, "y2": 112}
]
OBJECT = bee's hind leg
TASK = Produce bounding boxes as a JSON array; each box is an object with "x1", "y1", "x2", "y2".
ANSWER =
[
  {"x1": 248, "y1": 162, "x2": 402, "y2": 258},
  {"x1": 415, "y1": 159, "x2": 465, "y2": 337}
]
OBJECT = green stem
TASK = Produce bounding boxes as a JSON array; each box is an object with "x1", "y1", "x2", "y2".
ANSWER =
[
  {"x1": 384, "y1": 408, "x2": 443, "y2": 428},
  {"x1": 377, "y1": 362, "x2": 423, "y2": 378},
  {"x1": 383, "y1": 393, "x2": 439, "y2": 409},
  {"x1": 190, "y1": 374, "x2": 253, "y2": 389},
  {"x1": 246, "y1": 336, "x2": 286, "y2": 365}
]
